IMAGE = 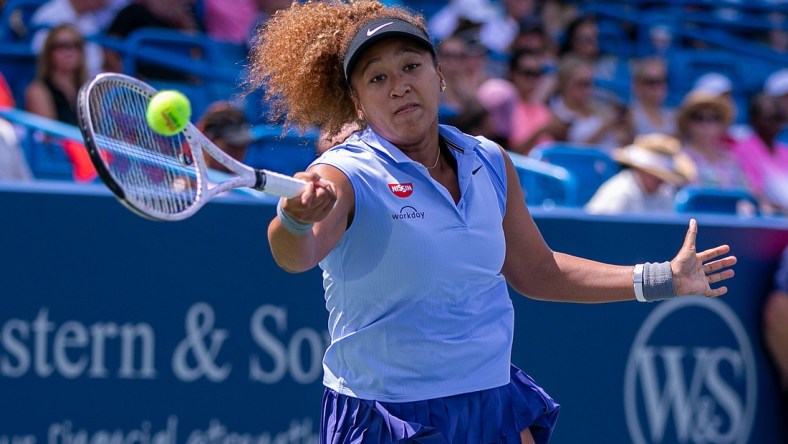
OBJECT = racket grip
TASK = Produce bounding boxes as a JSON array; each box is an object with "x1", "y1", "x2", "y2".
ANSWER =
[{"x1": 254, "y1": 169, "x2": 307, "y2": 198}]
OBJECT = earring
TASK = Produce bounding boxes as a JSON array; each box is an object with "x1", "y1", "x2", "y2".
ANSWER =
[{"x1": 440, "y1": 80, "x2": 447, "y2": 92}]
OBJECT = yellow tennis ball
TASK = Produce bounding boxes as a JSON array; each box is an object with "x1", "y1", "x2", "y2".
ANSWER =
[{"x1": 146, "y1": 90, "x2": 191, "y2": 136}]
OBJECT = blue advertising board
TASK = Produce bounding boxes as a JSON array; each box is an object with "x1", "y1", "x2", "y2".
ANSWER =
[{"x1": 0, "y1": 182, "x2": 786, "y2": 444}]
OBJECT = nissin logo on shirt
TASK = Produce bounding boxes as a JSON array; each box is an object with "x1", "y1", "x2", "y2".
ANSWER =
[{"x1": 388, "y1": 183, "x2": 413, "y2": 198}]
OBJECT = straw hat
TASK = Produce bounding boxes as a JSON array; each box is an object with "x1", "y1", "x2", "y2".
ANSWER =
[
  {"x1": 676, "y1": 91, "x2": 734, "y2": 137},
  {"x1": 612, "y1": 133, "x2": 697, "y2": 186}
]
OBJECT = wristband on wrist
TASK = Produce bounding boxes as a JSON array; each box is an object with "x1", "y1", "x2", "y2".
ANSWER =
[
  {"x1": 633, "y1": 264, "x2": 646, "y2": 302},
  {"x1": 276, "y1": 200, "x2": 314, "y2": 236},
  {"x1": 638, "y1": 261, "x2": 677, "y2": 302}
]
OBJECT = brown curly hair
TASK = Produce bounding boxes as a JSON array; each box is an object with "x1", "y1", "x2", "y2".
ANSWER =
[{"x1": 246, "y1": 0, "x2": 429, "y2": 137}]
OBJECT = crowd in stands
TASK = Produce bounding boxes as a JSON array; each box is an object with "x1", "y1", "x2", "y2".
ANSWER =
[{"x1": 0, "y1": 0, "x2": 787, "y2": 217}]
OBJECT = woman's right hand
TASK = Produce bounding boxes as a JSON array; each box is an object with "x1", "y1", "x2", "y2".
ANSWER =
[{"x1": 280, "y1": 171, "x2": 337, "y2": 224}]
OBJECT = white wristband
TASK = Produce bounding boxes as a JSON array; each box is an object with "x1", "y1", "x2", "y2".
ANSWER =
[{"x1": 633, "y1": 263, "x2": 646, "y2": 302}]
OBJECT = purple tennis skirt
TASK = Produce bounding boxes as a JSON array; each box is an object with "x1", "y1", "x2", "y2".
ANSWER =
[{"x1": 319, "y1": 365, "x2": 560, "y2": 443}]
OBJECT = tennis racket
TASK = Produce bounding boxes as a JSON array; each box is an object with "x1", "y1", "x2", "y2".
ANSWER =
[{"x1": 77, "y1": 72, "x2": 306, "y2": 221}]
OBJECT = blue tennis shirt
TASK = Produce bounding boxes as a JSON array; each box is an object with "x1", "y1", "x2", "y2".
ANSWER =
[{"x1": 313, "y1": 125, "x2": 513, "y2": 402}]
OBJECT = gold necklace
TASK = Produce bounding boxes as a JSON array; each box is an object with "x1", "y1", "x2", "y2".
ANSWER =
[{"x1": 424, "y1": 142, "x2": 441, "y2": 170}]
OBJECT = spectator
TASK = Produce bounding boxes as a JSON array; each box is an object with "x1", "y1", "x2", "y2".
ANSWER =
[
  {"x1": 104, "y1": 0, "x2": 200, "y2": 79},
  {"x1": 0, "y1": 72, "x2": 14, "y2": 108},
  {"x1": 197, "y1": 101, "x2": 276, "y2": 203},
  {"x1": 732, "y1": 94, "x2": 788, "y2": 212},
  {"x1": 436, "y1": 32, "x2": 490, "y2": 135},
  {"x1": 108, "y1": 0, "x2": 198, "y2": 36},
  {"x1": 550, "y1": 56, "x2": 632, "y2": 152},
  {"x1": 25, "y1": 24, "x2": 86, "y2": 126},
  {"x1": 0, "y1": 119, "x2": 33, "y2": 182},
  {"x1": 481, "y1": 0, "x2": 543, "y2": 54},
  {"x1": 585, "y1": 133, "x2": 696, "y2": 215},
  {"x1": 630, "y1": 57, "x2": 676, "y2": 135},
  {"x1": 630, "y1": 57, "x2": 676, "y2": 137},
  {"x1": 429, "y1": 0, "x2": 503, "y2": 51},
  {"x1": 676, "y1": 91, "x2": 749, "y2": 190},
  {"x1": 203, "y1": 0, "x2": 258, "y2": 44},
  {"x1": 763, "y1": 247, "x2": 788, "y2": 398},
  {"x1": 0, "y1": 71, "x2": 33, "y2": 182},
  {"x1": 765, "y1": 68, "x2": 788, "y2": 143},
  {"x1": 474, "y1": 78, "x2": 518, "y2": 147},
  {"x1": 31, "y1": 0, "x2": 128, "y2": 77},
  {"x1": 24, "y1": 24, "x2": 95, "y2": 182},
  {"x1": 509, "y1": 22, "x2": 558, "y2": 104},
  {"x1": 692, "y1": 72, "x2": 739, "y2": 126},
  {"x1": 558, "y1": 14, "x2": 619, "y2": 85},
  {"x1": 508, "y1": 49, "x2": 565, "y2": 154}
]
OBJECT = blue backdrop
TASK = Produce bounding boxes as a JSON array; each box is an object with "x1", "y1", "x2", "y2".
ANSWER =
[{"x1": 1, "y1": 182, "x2": 786, "y2": 444}]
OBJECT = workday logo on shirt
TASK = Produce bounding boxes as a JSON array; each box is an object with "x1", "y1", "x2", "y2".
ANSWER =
[
  {"x1": 388, "y1": 182, "x2": 413, "y2": 198},
  {"x1": 624, "y1": 298, "x2": 756, "y2": 444}
]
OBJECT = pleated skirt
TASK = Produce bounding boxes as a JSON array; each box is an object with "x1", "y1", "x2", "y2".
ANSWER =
[{"x1": 320, "y1": 365, "x2": 560, "y2": 443}]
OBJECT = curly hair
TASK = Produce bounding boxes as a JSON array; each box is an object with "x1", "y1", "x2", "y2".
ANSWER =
[{"x1": 246, "y1": 0, "x2": 428, "y2": 137}]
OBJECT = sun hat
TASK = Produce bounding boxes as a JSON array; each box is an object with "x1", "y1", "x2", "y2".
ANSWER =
[
  {"x1": 693, "y1": 72, "x2": 733, "y2": 96},
  {"x1": 676, "y1": 90, "x2": 734, "y2": 136},
  {"x1": 612, "y1": 133, "x2": 697, "y2": 186},
  {"x1": 344, "y1": 18, "x2": 435, "y2": 82},
  {"x1": 765, "y1": 68, "x2": 788, "y2": 97}
]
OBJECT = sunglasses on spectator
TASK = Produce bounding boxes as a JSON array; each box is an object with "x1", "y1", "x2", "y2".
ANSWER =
[
  {"x1": 638, "y1": 76, "x2": 666, "y2": 86},
  {"x1": 514, "y1": 67, "x2": 544, "y2": 78},
  {"x1": 690, "y1": 113, "x2": 722, "y2": 123},
  {"x1": 52, "y1": 41, "x2": 82, "y2": 51}
]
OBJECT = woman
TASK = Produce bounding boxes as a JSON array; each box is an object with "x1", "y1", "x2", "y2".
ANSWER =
[
  {"x1": 550, "y1": 56, "x2": 632, "y2": 152},
  {"x1": 248, "y1": 2, "x2": 736, "y2": 442},
  {"x1": 732, "y1": 94, "x2": 788, "y2": 212},
  {"x1": 24, "y1": 24, "x2": 95, "y2": 182},
  {"x1": 508, "y1": 49, "x2": 565, "y2": 154},
  {"x1": 630, "y1": 57, "x2": 675, "y2": 137},
  {"x1": 435, "y1": 31, "x2": 490, "y2": 133},
  {"x1": 25, "y1": 24, "x2": 86, "y2": 127},
  {"x1": 676, "y1": 91, "x2": 750, "y2": 190}
]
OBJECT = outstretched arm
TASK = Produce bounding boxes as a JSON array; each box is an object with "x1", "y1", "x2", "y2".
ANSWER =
[
  {"x1": 267, "y1": 164, "x2": 352, "y2": 273},
  {"x1": 499, "y1": 147, "x2": 736, "y2": 303}
]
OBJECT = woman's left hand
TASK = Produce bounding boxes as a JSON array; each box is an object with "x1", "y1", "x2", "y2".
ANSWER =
[{"x1": 670, "y1": 219, "x2": 737, "y2": 297}]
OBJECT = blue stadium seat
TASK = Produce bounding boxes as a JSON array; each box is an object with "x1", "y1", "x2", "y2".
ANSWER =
[
  {"x1": 0, "y1": 44, "x2": 36, "y2": 106},
  {"x1": 245, "y1": 125, "x2": 318, "y2": 177},
  {"x1": 674, "y1": 185, "x2": 759, "y2": 215},
  {"x1": 508, "y1": 152, "x2": 580, "y2": 208},
  {"x1": 529, "y1": 143, "x2": 620, "y2": 205}
]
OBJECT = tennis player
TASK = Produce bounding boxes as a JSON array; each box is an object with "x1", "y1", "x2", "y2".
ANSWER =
[{"x1": 249, "y1": 2, "x2": 737, "y2": 443}]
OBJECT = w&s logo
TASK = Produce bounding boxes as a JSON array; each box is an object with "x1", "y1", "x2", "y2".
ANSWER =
[{"x1": 624, "y1": 298, "x2": 756, "y2": 444}]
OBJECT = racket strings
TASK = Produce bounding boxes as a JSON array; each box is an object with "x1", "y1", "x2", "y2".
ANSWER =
[{"x1": 89, "y1": 82, "x2": 201, "y2": 215}]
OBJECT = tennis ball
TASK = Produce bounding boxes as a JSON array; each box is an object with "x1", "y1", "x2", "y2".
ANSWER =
[{"x1": 146, "y1": 90, "x2": 191, "y2": 136}]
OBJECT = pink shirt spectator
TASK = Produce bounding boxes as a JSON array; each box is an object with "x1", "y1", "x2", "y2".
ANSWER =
[
  {"x1": 732, "y1": 133, "x2": 788, "y2": 195},
  {"x1": 685, "y1": 141, "x2": 750, "y2": 190},
  {"x1": 509, "y1": 101, "x2": 552, "y2": 149},
  {"x1": 204, "y1": 0, "x2": 257, "y2": 44}
]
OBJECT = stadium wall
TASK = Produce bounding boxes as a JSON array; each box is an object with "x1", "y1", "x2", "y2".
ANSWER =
[{"x1": 0, "y1": 182, "x2": 786, "y2": 444}]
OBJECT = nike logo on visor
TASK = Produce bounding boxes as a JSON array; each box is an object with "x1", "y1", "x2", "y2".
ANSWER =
[{"x1": 367, "y1": 22, "x2": 394, "y2": 36}]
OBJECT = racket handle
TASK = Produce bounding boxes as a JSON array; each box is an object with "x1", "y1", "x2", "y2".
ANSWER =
[{"x1": 254, "y1": 169, "x2": 307, "y2": 198}]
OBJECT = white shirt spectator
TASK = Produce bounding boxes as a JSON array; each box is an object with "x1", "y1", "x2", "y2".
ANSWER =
[
  {"x1": 0, "y1": 119, "x2": 33, "y2": 181},
  {"x1": 585, "y1": 168, "x2": 676, "y2": 215}
]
